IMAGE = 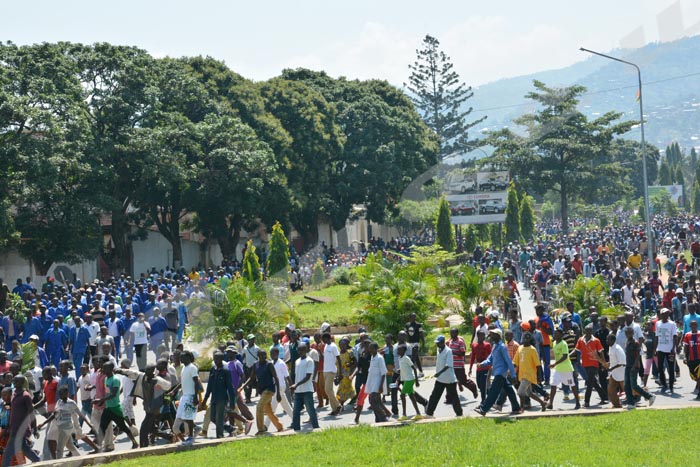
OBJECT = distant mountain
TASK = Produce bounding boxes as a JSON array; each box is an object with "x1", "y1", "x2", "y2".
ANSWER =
[{"x1": 470, "y1": 35, "x2": 700, "y2": 152}]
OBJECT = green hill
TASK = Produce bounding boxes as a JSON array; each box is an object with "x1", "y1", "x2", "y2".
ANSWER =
[{"x1": 470, "y1": 35, "x2": 700, "y2": 152}]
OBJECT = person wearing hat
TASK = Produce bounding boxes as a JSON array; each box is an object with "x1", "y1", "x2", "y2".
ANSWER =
[
  {"x1": 242, "y1": 335, "x2": 260, "y2": 404},
  {"x1": 426, "y1": 335, "x2": 462, "y2": 417},
  {"x1": 671, "y1": 289, "x2": 686, "y2": 325},
  {"x1": 474, "y1": 329, "x2": 521, "y2": 416}
]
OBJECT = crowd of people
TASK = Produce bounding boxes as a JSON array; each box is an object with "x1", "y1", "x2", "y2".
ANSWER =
[{"x1": 0, "y1": 214, "x2": 700, "y2": 463}]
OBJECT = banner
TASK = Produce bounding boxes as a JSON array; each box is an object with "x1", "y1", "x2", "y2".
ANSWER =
[{"x1": 445, "y1": 170, "x2": 509, "y2": 224}]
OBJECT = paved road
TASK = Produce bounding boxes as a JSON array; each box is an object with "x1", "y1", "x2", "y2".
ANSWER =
[{"x1": 34, "y1": 284, "x2": 700, "y2": 459}]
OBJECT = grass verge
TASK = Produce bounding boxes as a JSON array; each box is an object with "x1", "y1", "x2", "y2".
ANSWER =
[
  {"x1": 110, "y1": 408, "x2": 698, "y2": 467},
  {"x1": 290, "y1": 284, "x2": 358, "y2": 328}
]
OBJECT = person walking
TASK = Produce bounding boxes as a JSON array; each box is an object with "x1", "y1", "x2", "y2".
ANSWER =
[
  {"x1": 242, "y1": 335, "x2": 260, "y2": 403},
  {"x1": 547, "y1": 329, "x2": 580, "y2": 410},
  {"x1": 365, "y1": 342, "x2": 390, "y2": 423},
  {"x1": 201, "y1": 351, "x2": 237, "y2": 439},
  {"x1": 468, "y1": 330, "x2": 492, "y2": 402},
  {"x1": 321, "y1": 333, "x2": 342, "y2": 416},
  {"x1": 446, "y1": 328, "x2": 478, "y2": 403},
  {"x1": 427, "y1": 335, "x2": 462, "y2": 417},
  {"x1": 290, "y1": 342, "x2": 319, "y2": 431},
  {"x1": 576, "y1": 324, "x2": 608, "y2": 407},
  {"x1": 474, "y1": 329, "x2": 521, "y2": 416},
  {"x1": 624, "y1": 327, "x2": 656, "y2": 408},
  {"x1": 241, "y1": 349, "x2": 285, "y2": 435},
  {"x1": 514, "y1": 332, "x2": 548, "y2": 411},
  {"x1": 682, "y1": 319, "x2": 700, "y2": 399},
  {"x1": 654, "y1": 308, "x2": 678, "y2": 394}
]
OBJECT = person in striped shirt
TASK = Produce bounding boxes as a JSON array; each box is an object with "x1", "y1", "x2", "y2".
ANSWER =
[{"x1": 683, "y1": 320, "x2": 700, "y2": 400}]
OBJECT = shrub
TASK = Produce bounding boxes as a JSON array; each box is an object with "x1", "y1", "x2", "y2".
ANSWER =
[
  {"x1": 330, "y1": 266, "x2": 357, "y2": 285},
  {"x1": 553, "y1": 274, "x2": 610, "y2": 322},
  {"x1": 311, "y1": 259, "x2": 326, "y2": 287}
]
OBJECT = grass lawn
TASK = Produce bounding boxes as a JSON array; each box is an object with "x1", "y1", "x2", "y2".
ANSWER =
[
  {"x1": 111, "y1": 408, "x2": 698, "y2": 467},
  {"x1": 290, "y1": 284, "x2": 359, "y2": 328}
]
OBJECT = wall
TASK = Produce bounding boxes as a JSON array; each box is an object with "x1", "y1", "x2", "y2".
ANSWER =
[{"x1": 0, "y1": 250, "x2": 97, "y2": 287}]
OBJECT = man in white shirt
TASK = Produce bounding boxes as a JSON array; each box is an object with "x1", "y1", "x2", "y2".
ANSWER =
[
  {"x1": 621, "y1": 279, "x2": 637, "y2": 307},
  {"x1": 426, "y1": 335, "x2": 462, "y2": 416},
  {"x1": 321, "y1": 333, "x2": 342, "y2": 415},
  {"x1": 365, "y1": 342, "x2": 388, "y2": 423},
  {"x1": 265, "y1": 348, "x2": 293, "y2": 428},
  {"x1": 617, "y1": 312, "x2": 643, "y2": 348},
  {"x1": 173, "y1": 351, "x2": 201, "y2": 445},
  {"x1": 290, "y1": 343, "x2": 319, "y2": 430},
  {"x1": 553, "y1": 255, "x2": 566, "y2": 275},
  {"x1": 654, "y1": 308, "x2": 678, "y2": 393},
  {"x1": 602, "y1": 334, "x2": 626, "y2": 408},
  {"x1": 129, "y1": 314, "x2": 150, "y2": 371}
]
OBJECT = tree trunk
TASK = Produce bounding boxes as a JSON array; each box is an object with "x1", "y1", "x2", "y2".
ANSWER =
[
  {"x1": 34, "y1": 260, "x2": 51, "y2": 277},
  {"x1": 110, "y1": 209, "x2": 133, "y2": 276},
  {"x1": 560, "y1": 187, "x2": 569, "y2": 234},
  {"x1": 217, "y1": 234, "x2": 234, "y2": 260},
  {"x1": 169, "y1": 215, "x2": 182, "y2": 268}
]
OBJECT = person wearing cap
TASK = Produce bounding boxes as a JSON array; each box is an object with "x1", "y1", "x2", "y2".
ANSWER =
[
  {"x1": 242, "y1": 335, "x2": 260, "y2": 404},
  {"x1": 474, "y1": 329, "x2": 521, "y2": 416},
  {"x1": 426, "y1": 335, "x2": 462, "y2": 417},
  {"x1": 671, "y1": 289, "x2": 686, "y2": 325}
]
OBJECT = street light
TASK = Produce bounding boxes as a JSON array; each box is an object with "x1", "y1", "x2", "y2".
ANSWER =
[{"x1": 579, "y1": 47, "x2": 655, "y2": 271}]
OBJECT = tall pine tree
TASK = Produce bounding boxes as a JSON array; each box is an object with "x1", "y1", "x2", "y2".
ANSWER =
[
  {"x1": 242, "y1": 240, "x2": 262, "y2": 283},
  {"x1": 693, "y1": 181, "x2": 700, "y2": 214},
  {"x1": 435, "y1": 196, "x2": 456, "y2": 252},
  {"x1": 519, "y1": 194, "x2": 536, "y2": 242},
  {"x1": 658, "y1": 158, "x2": 672, "y2": 185},
  {"x1": 691, "y1": 147, "x2": 698, "y2": 173},
  {"x1": 266, "y1": 221, "x2": 290, "y2": 279},
  {"x1": 504, "y1": 182, "x2": 520, "y2": 243},
  {"x1": 406, "y1": 34, "x2": 485, "y2": 159}
]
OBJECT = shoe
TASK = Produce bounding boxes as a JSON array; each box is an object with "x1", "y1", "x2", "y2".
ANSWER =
[
  {"x1": 573, "y1": 404, "x2": 581, "y2": 410},
  {"x1": 130, "y1": 425, "x2": 139, "y2": 437},
  {"x1": 473, "y1": 407, "x2": 486, "y2": 416},
  {"x1": 563, "y1": 395, "x2": 570, "y2": 401},
  {"x1": 494, "y1": 404, "x2": 503, "y2": 412},
  {"x1": 541, "y1": 403, "x2": 547, "y2": 412},
  {"x1": 509, "y1": 409, "x2": 523, "y2": 415},
  {"x1": 648, "y1": 395, "x2": 656, "y2": 407},
  {"x1": 694, "y1": 394, "x2": 700, "y2": 401},
  {"x1": 626, "y1": 405, "x2": 636, "y2": 410},
  {"x1": 546, "y1": 404, "x2": 553, "y2": 410},
  {"x1": 418, "y1": 372, "x2": 424, "y2": 378},
  {"x1": 584, "y1": 403, "x2": 590, "y2": 408},
  {"x1": 398, "y1": 416, "x2": 408, "y2": 421},
  {"x1": 245, "y1": 420, "x2": 254, "y2": 435},
  {"x1": 181, "y1": 437, "x2": 193, "y2": 446},
  {"x1": 413, "y1": 414, "x2": 425, "y2": 420}
]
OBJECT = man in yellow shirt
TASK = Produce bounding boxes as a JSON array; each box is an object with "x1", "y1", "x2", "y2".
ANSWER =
[
  {"x1": 514, "y1": 332, "x2": 547, "y2": 411},
  {"x1": 627, "y1": 249, "x2": 642, "y2": 270}
]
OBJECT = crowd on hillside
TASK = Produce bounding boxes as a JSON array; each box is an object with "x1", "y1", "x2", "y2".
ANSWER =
[{"x1": 0, "y1": 215, "x2": 699, "y2": 462}]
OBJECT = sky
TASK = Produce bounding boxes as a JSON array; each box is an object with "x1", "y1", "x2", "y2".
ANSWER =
[{"x1": 2, "y1": 0, "x2": 700, "y2": 87}]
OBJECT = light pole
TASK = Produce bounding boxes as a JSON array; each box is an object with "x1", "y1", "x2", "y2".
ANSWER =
[{"x1": 579, "y1": 47, "x2": 655, "y2": 271}]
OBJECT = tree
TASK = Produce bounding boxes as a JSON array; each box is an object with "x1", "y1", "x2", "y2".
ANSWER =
[
  {"x1": 608, "y1": 139, "x2": 658, "y2": 199},
  {"x1": 406, "y1": 35, "x2": 485, "y2": 158},
  {"x1": 489, "y1": 224, "x2": 502, "y2": 249},
  {"x1": 311, "y1": 259, "x2": 326, "y2": 287},
  {"x1": 266, "y1": 222, "x2": 290, "y2": 279},
  {"x1": 658, "y1": 158, "x2": 672, "y2": 185},
  {"x1": 387, "y1": 199, "x2": 439, "y2": 237},
  {"x1": 189, "y1": 114, "x2": 279, "y2": 260},
  {"x1": 651, "y1": 190, "x2": 678, "y2": 216},
  {"x1": 435, "y1": 196, "x2": 456, "y2": 252},
  {"x1": 0, "y1": 42, "x2": 101, "y2": 274},
  {"x1": 519, "y1": 194, "x2": 536, "y2": 242},
  {"x1": 463, "y1": 225, "x2": 477, "y2": 253},
  {"x1": 74, "y1": 43, "x2": 161, "y2": 275},
  {"x1": 257, "y1": 78, "x2": 345, "y2": 245},
  {"x1": 691, "y1": 147, "x2": 698, "y2": 173},
  {"x1": 693, "y1": 181, "x2": 700, "y2": 215},
  {"x1": 242, "y1": 240, "x2": 262, "y2": 283},
  {"x1": 281, "y1": 69, "x2": 439, "y2": 226},
  {"x1": 504, "y1": 182, "x2": 520, "y2": 243},
  {"x1": 488, "y1": 80, "x2": 634, "y2": 233}
]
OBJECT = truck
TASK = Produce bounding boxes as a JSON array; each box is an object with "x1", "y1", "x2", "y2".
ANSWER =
[{"x1": 445, "y1": 171, "x2": 476, "y2": 194}]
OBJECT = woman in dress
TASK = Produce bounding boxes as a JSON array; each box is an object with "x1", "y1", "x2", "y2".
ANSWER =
[{"x1": 336, "y1": 338, "x2": 356, "y2": 408}]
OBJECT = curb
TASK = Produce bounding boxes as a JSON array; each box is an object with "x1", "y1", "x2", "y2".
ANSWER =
[{"x1": 31, "y1": 403, "x2": 699, "y2": 467}]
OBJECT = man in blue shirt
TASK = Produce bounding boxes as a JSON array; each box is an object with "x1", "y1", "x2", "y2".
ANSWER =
[
  {"x1": 69, "y1": 316, "x2": 90, "y2": 377},
  {"x1": 474, "y1": 329, "x2": 522, "y2": 415},
  {"x1": 120, "y1": 307, "x2": 137, "y2": 363},
  {"x1": 43, "y1": 319, "x2": 68, "y2": 367},
  {"x1": 148, "y1": 307, "x2": 167, "y2": 359}
]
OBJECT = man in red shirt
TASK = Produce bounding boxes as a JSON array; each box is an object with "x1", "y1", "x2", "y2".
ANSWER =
[
  {"x1": 683, "y1": 320, "x2": 700, "y2": 400},
  {"x1": 468, "y1": 330, "x2": 492, "y2": 402},
  {"x1": 571, "y1": 254, "x2": 583, "y2": 276},
  {"x1": 446, "y1": 328, "x2": 478, "y2": 403},
  {"x1": 575, "y1": 325, "x2": 608, "y2": 407}
]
